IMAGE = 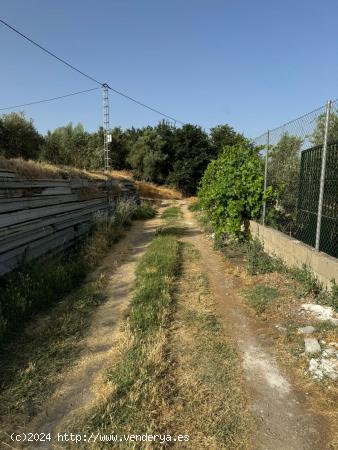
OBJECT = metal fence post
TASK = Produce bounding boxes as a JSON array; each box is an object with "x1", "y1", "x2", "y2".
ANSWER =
[
  {"x1": 262, "y1": 130, "x2": 269, "y2": 225},
  {"x1": 315, "y1": 99, "x2": 332, "y2": 251}
]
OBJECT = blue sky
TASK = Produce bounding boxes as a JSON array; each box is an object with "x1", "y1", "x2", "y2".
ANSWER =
[{"x1": 1, "y1": 0, "x2": 337, "y2": 138}]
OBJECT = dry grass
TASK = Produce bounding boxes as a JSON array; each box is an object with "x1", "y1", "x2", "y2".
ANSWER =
[
  {"x1": 0, "y1": 156, "x2": 112, "y2": 180},
  {"x1": 0, "y1": 157, "x2": 183, "y2": 202},
  {"x1": 64, "y1": 230, "x2": 180, "y2": 449},
  {"x1": 135, "y1": 180, "x2": 183, "y2": 200},
  {"x1": 168, "y1": 244, "x2": 252, "y2": 449},
  {"x1": 62, "y1": 209, "x2": 251, "y2": 449}
]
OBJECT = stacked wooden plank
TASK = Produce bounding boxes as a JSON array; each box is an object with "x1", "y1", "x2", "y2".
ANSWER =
[{"x1": 0, "y1": 171, "x2": 138, "y2": 276}]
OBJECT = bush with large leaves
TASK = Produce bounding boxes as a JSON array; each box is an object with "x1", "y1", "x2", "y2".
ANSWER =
[{"x1": 198, "y1": 143, "x2": 264, "y2": 237}]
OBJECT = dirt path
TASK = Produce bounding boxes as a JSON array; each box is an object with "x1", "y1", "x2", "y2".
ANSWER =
[
  {"x1": 30, "y1": 209, "x2": 167, "y2": 449},
  {"x1": 180, "y1": 201, "x2": 329, "y2": 450}
]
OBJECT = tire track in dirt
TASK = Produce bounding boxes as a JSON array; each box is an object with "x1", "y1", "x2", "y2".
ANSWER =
[
  {"x1": 180, "y1": 201, "x2": 330, "y2": 450},
  {"x1": 28, "y1": 208, "x2": 167, "y2": 449}
]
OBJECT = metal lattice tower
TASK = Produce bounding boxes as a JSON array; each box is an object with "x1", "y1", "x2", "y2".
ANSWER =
[{"x1": 102, "y1": 83, "x2": 110, "y2": 171}]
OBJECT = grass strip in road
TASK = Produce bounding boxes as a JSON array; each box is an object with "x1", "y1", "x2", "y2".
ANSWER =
[
  {"x1": 170, "y1": 244, "x2": 252, "y2": 449},
  {"x1": 72, "y1": 231, "x2": 180, "y2": 445},
  {"x1": 161, "y1": 205, "x2": 182, "y2": 222}
]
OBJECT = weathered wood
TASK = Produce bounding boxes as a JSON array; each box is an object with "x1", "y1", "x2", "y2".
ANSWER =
[
  {"x1": 0, "y1": 175, "x2": 137, "y2": 277},
  {"x1": 0, "y1": 186, "x2": 73, "y2": 198},
  {"x1": 0, "y1": 204, "x2": 109, "y2": 239},
  {"x1": 0, "y1": 179, "x2": 71, "y2": 189},
  {"x1": 0, "y1": 226, "x2": 55, "y2": 254},
  {"x1": 0, "y1": 198, "x2": 106, "y2": 228},
  {"x1": 0, "y1": 194, "x2": 81, "y2": 213},
  {"x1": 0, "y1": 228, "x2": 76, "y2": 276},
  {"x1": 0, "y1": 170, "x2": 17, "y2": 178}
]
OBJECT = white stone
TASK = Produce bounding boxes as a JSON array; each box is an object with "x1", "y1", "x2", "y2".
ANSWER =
[
  {"x1": 298, "y1": 326, "x2": 316, "y2": 334},
  {"x1": 304, "y1": 338, "x2": 321, "y2": 354},
  {"x1": 308, "y1": 358, "x2": 323, "y2": 380},
  {"x1": 322, "y1": 348, "x2": 335, "y2": 357},
  {"x1": 320, "y1": 359, "x2": 338, "y2": 381},
  {"x1": 300, "y1": 303, "x2": 338, "y2": 325}
]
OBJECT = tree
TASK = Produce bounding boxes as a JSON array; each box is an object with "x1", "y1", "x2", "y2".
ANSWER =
[
  {"x1": 311, "y1": 109, "x2": 338, "y2": 146},
  {"x1": 40, "y1": 123, "x2": 90, "y2": 168},
  {"x1": 0, "y1": 112, "x2": 43, "y2": 160},
  {"x1": 168, "y1": 124, "x2": 211, "y2": 195},
  {"x1": 127, "y1": 129, "x2": 168, "y2": 183},
  {"x1": 209, "y1": 124, "x2": 246, "y2": 155},
  {"x1": 198, "y1": 143, "x2": 264, "y2": 237},
  {"x1": 267, "y1": 133, "x2": 302, "y2": 231}
]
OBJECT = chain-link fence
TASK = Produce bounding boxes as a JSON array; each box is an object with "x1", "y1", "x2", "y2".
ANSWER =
[{"x1": 253, "y1": 99, "x2": 338, "y2": 258}]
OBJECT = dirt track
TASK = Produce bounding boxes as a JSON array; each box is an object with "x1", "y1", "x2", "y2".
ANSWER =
[
  {"x1": 27, "y1": 200, "x2": 330, "y2": 450},
  {"x1": 180, "y1": 201, "x2": 329, "y2": 450},
  {"x1": 30, "y1": 208, "x2": 167, "y2": 448}
]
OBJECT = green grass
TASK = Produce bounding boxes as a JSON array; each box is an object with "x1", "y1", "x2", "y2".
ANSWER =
[
  {"x1": 71, "y1": 232, "x2": 180, "y2": 442},
  {"x1": 0, "y1": 200, "x2": 157, "y2": 432},
  {"x1": 0, "y1": 279, "x2": 106, "y2": 430},
  {"x1": 0, "y1": 220, "x2": 121, "y2": 345},
  {"x1": 132, "y1": 199, "x2": 156, "y2": 220},
  {"x1": 187, "y1": 201, "x2": 201, "y2": 212},
  {"x1": 161, "y1": 205, "x2": 182, "y2": 221},
  {"x1": 244, "y1": 284, "x2": 280, "y2": 314},
  {"x1": 246, "y1": 238, "x2": 285, "y2": 275},
  {"x1": 0, "y1": 199, "x2": 157, "y2": 345}
]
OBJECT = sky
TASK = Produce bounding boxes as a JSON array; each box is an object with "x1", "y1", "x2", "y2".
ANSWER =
[{"x1": 0, "y1": 0, "x2": 338, "y2": 138}]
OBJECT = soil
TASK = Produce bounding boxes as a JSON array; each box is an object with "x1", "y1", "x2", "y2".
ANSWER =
[
  {"x1": 180, "y1": 201, "x2": 330, "y2": 450},
  {"x1": 21, "y1": 199, "x2": 331, "y2": 450}
]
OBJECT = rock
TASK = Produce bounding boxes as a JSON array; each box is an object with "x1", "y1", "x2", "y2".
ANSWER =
[
  {"x1": 308, "y1": 358, "x2": 323, "y2": 380},
  {"x1": 328, "y1": 342, "x2": 338, "y2": 348},
  {"x1": 320, "y1": 359, "x2": 338, "y2": 381},
  {"x1": 276, "y1": 325, "x2": 287, "y2": 333},
  {"x1": 304, "y1": 338, "x2": 321, "y2": 354},
  {"x1": 308, "y1": 355, "x2": 338, "y2": 382},
  {"x1": 300, "y1": 303, "x2": 338, "y2": 325},
  {"x1": 322, "y1": 348, "x2": 335, "y2": 357},
  {"x1": 298, "y1": 326, "x2": 316, "y2": 334}
]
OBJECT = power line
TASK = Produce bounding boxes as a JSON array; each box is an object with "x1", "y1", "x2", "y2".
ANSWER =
[
  {"x1": 0, "y1": 18, "x2": 185, "y2": 125},
  {"x1": 0, "y1": 18, "x2": 103, "y2": 85},
  {"x1": 107, "y1": 85, "x2": 184, "y2": 124},
  {"x1": 0, "y1": 87, "x2": 100, "y2": 111}
]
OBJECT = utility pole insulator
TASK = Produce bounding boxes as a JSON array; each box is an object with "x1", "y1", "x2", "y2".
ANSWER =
[{"x1": 102, "y1": 83, "x2": 110, "y2": 171}]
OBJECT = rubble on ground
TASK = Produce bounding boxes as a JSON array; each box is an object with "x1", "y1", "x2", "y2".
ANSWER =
[
  {"x1": 307, "y1": 342, "x2": 338, "y2": 382},
  {"x1": 300, "y1": 303, "x2": 338, "y2": 325}
]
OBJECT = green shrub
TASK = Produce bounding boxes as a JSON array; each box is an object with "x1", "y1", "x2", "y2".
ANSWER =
[
  {"x1": 111, "y1": 199, "x2": 138, "y2": 226},
  {"x1": 132, "y1": 200, "x2": 156, "y2": 220},
  {"x1": 329, "y1": 281, "x2": 338, "y2": 311},
  {"x1": 289, "y1": 265, "x2": 322, "y2": 297},
  {"x1": 188, "y1": 201, "x2": 201, "y2": 212},
  {"x1": 246, "y1": 239, "x2": 284, "y2": 275},
  {"x1": 198, "y1": 143, "x2": 269, "y2": 237}
]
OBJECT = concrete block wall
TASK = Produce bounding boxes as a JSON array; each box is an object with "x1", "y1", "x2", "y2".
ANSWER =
[
  {"x1": 0, "y1": 170, "x2": 138, "y2": 277},
  {"x1": 250, "y1": 220, "x2": 338, "y2": 290}
]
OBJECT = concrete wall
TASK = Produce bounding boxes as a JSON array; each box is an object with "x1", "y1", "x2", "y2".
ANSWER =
[
  {"x1": 0, "y1": 170, "x2": 138, "y2": 277},
  {"x1": 249, "y1": 220, "x2": 338, "y2": 290}
]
